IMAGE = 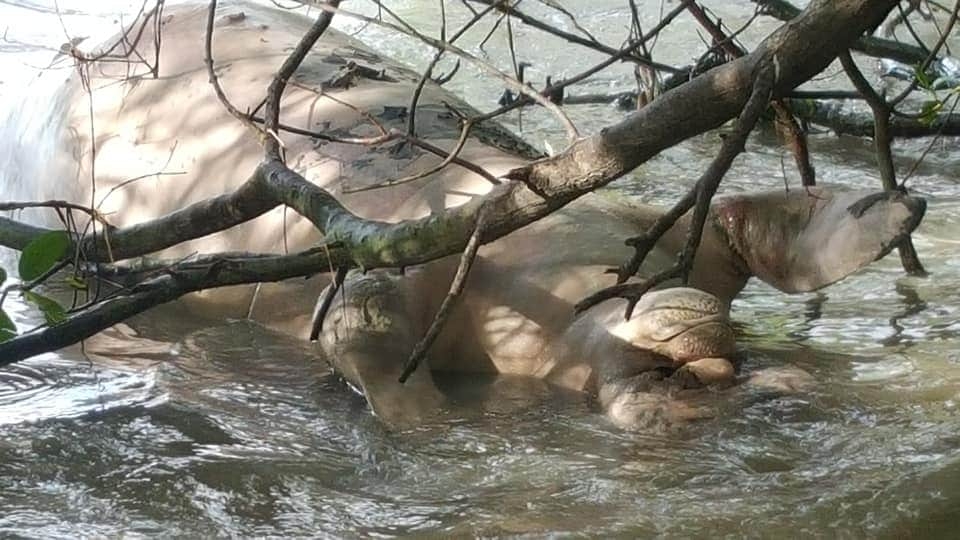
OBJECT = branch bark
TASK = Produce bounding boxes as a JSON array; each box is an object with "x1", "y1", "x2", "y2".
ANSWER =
[
  {"x1": 788, "y1": 98, "x2": 960, "y2": 137},
  {"x1": 754, "y1": 0, "x2": 934, "y2": 65},
  {"x1": 0, "y1": 245, "x2": 346, "y2": 365},
  {"x1": 839, "y1": 51, "x2": 927, "y2": 276}
]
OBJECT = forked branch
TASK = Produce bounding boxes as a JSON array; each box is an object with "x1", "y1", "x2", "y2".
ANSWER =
[{"x1": 575, "y1": 57, "x2": 779, "y2": 318}]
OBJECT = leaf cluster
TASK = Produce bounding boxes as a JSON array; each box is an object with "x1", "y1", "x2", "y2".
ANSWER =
[{"x1": 0, "y1": 231, "x2": 73, "y2": 342}]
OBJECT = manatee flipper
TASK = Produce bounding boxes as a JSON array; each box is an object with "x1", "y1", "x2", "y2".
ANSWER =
[
  {"x1": 716, "y1": 187, "x2": 926, "y2": 293},
  {"x1": 319, "y1": 271, "x2": 445, "y2": 426},
  {"x1": 598, "y1": 372, "x2": 714, "y2": 431}
]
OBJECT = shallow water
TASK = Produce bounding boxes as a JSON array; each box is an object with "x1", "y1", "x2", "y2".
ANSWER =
[{"x1": 2, "y1": 1, "x2": 960, "y2": 537}]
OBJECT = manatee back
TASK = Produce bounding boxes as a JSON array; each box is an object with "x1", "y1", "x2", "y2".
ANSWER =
[
  {"x1": 39, "y1": 1, "x2": 529, "y2": 257},
  {"x1": 17, "y1": 1, "x2": 534, "y2": 328}
]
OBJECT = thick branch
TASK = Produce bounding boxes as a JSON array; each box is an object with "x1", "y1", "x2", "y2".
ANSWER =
[
  {"x1": 0, "y1": 217, "x2": 51, "y2": 251},
  {"x1": 0, "y1": 245, "x2": 349, "y2": 365},
  {"x1": 508, "y1": 0, "x2": 899, "y2": 198},
  {"x1": 754, "y1": 0, "x2": 933, "y2": 65}
]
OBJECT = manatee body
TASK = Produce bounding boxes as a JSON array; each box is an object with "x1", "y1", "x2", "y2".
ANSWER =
[{"x1": 21, "y1": 2, "x2": 926, "y2": 429}]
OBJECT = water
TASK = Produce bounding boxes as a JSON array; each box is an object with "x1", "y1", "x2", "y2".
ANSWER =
[{"x1": 2, "y1": 1, "x2": 960, "y2": 537}]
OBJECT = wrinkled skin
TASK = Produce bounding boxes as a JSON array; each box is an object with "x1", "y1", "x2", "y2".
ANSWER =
[
  {"x1": 12, "y1": 2, "x2": 926, "y2": 430},
  {"x1": 320, "y1": 187, "x2": 924, "y2": 429}
]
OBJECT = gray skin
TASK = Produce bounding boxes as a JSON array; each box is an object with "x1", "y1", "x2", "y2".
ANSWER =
[{"x1": 13, "y1": 2, "x2": 926, "y2": 430}]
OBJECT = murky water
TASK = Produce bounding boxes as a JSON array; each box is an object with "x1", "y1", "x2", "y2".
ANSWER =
[{"x1": 2, "y1": 1, "x2": 960, "y2": 537}]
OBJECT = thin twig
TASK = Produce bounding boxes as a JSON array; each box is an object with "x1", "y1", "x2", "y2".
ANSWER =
[
  {"x1": 262, "y1": 0, "x2": 342, "y2": 160},
  {"x1": 204, "y1": 0, "x2": 266, "y2": 137},
  {"x1": 469, "y1": 0, "x2": 683, "y2": 74},
  {"x1": 309, "y1": 265, "x2": 347, "y2": 340},
  {"x1": 313, "y1": 2, "x2": 581, "y2": 141},
  {"x1": 399, "y1": 204, "x2": 489, "y2": 383},
  {"x1": 406, "y1": 0, "x2": 497, "y2": 136},
  {"x1": 839, "y1": 50, "x2": 926, "y2": 275},
  {"x1": 343, "y1": 120, "x2": 480, "y2": 193}
]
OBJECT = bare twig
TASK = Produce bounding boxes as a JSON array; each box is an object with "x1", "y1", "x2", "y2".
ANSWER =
[
  {"x1": 204, "y1": 0, "x2": 265, "y2": 136},
  {"x1": 406, "y1": 1, "x2": 497, "y2": 136},
  {"x1": 468, "y1": 0, "x2": 684, "y2": 74},
  {"x1": 262, "y1": 0, "x2": 342, "y2": 159},
  {"x1": 309, "y1": 265, "x2": 347, "y2": 340},
  {"x1": 466, "y1": 0, "x2": 689, "y2": 127},
  {"x1": 315, "y1": 2, "x2": 581, "y2": 140},
  {"x1": 398, "y1": 204, "x2": 489, "y2": 383},
  {"x1": 343, "y1": 120, "x2": 480, "y2": 194},
  {"x1": 839, "y1": 50, "x2": 926, "y2": 275},
  {"x1": 0, "y1": 200, "x2": 112, "y2": 228}
]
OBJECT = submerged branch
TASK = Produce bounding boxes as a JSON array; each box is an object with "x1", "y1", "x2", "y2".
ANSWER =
[{"x1": 788, "y1": 98, "x2": 960, "y2": 137}]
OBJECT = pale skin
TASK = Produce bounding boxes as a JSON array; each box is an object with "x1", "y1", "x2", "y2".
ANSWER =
[
  {"x1": 18, "y1": 3, "x2": 927, "y2": 430},
  {"x1": 319, "y1": 187, "x2": 925, "y2": 429}
]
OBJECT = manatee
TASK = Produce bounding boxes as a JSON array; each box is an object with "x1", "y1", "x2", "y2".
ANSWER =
[
  {"x1": 319, "y1": 186, "x2": 924, "y2": 429},
  {"x1": 9, "y1": 2, "x2": 926, "y2": 429}
]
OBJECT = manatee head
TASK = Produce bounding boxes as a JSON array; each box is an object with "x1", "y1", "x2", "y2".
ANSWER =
[
  {"x1": 714, "y1": 186, "x2": 926, "y2": 293},
  {"x1": 609, "y1": 287, "x2": 736, "y2": 364}
]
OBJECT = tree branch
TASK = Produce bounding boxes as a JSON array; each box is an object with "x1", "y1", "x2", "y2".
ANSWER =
[
  {"x1": 576, "y1": 57, "x2": 778, "y2": 316},
  {"x1": 753, "y1": 0, "x2": 935, "y2": 65},
  {"x1": 839, "y1": 50, "x2": 927, "y2": 275},
  {"x1": 0, "y1": 244, "x2": 346, "y2": 366}
]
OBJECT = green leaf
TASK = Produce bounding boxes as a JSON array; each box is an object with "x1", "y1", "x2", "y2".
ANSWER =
[
  {"x1": 919, "y1": 100, "x2": 943, "y2": 126},
  {"x1": 915, "y1": 64, "x2": 933, "y2": 90},
  {"x1": 0, "y1": 309, "x2": 16, "y2": 343},
  {"x1": 0, "y1": 267, "x2": 7, "y2": 286},
  {"x1": 24, "y1": 291, "x2": 67, "y2": 325},
  {"x1": 18, "y1": 230, "x2": 70, "y2": 281},
  {"x1": 65, "y1": 276, "x2": 88, "y2": 291}
]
